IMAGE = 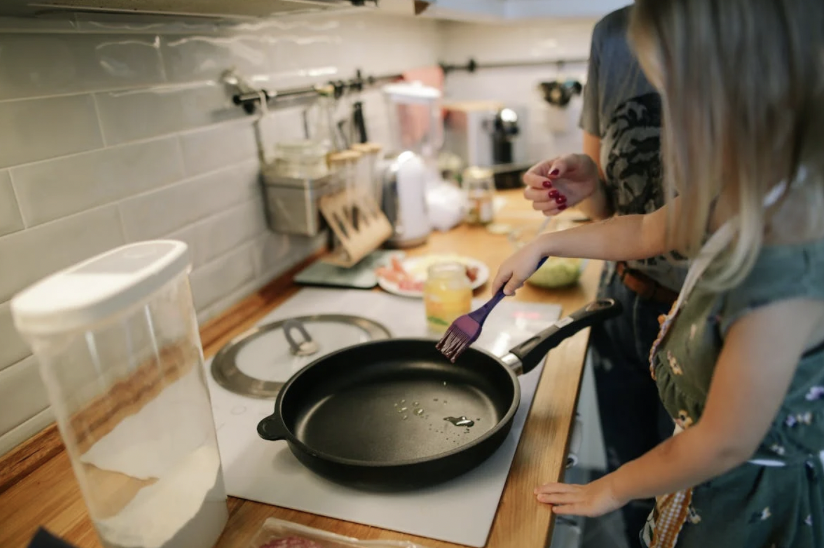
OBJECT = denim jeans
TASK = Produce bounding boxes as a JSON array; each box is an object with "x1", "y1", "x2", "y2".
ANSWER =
[{"x1": 589, "y1": 264, "x2": 675, "y2": 548}]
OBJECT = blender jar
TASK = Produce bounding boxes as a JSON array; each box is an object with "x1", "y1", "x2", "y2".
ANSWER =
[{"x1": 11, "y1": 241, "x2": 228, "y2": 548}]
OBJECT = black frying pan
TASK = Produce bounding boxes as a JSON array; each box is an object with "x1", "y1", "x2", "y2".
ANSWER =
[{"x1": 258, "y1": 299, "x2": 621, "y2": 490}]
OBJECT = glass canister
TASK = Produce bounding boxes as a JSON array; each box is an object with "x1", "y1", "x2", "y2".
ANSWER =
[
  {"x1": 10, "y1": 241, "x2": 228, "y2": 548},
  {"x1": 272, "y1": 140, "x2": 329, "y2": 179},
  {"x1": 423, "y1": 262, "x2": 472, "y2": 333},
  {"x1": 463, "y1": 166, "x2": 495, "y2": 225}
]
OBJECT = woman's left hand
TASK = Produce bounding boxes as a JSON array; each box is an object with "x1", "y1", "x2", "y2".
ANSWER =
[{"x1": 535, "y1": 476, "x2": 625, "y2": 517}]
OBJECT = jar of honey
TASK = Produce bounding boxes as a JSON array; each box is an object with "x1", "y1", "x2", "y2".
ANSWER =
[{"x1": 424, "y1": 262, "x2": 472, "y2": 333}]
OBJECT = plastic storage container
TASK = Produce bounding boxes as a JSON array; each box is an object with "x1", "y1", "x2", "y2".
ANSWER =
[
  {"x1": 11, "y1": 241, "x2": 228, "y2": 548},
  {"x1": 423, "y1": 262, "x2": 472, "y2": 333}
]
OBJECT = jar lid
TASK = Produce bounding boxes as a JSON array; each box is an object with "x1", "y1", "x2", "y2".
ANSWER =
[
  {"x1": 11, "y1": 241, "x2": 191, "y2": 336},
  {"x1": 211, "y1": 315, "x2": 391, "y2": 398},
  {"x1": 463, "y1": 166, "x2": 494, "y2": 181},
  {"x1": 274, "y1": 140, "x2": 327, "y2": 160}
]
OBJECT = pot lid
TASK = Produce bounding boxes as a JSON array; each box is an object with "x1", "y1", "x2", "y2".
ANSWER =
[{"x1": 211, "y1": 314, "x2": 391, "y2": 399}]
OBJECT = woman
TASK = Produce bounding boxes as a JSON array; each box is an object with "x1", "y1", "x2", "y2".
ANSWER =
[
  {"x1": 498, "y1": 0, "x2": 824, "y2": 545},
  {"x1": 525, "y1": 6, "x2": 684, "y2": 546}
]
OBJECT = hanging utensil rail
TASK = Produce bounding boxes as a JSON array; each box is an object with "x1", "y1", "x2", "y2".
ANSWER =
[
  {"x1": 439, "y1": 56, "x2": 589, "y2": 75},
  {"x1": 231, "y1": 69, "x2": 403, "y2": 114}
]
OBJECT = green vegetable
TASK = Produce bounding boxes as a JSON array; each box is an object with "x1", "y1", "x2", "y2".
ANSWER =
[{"x1": 527, "y1": 258, "x2": 582, "y2": 288}]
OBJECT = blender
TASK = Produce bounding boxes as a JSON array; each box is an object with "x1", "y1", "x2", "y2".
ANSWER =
[{"x1": 378, "y1": 81, "x2": 443, "y2": 248}]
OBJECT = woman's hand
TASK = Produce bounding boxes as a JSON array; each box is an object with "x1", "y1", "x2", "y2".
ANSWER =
[
  {"x1": 491, "y1": 241, "x2": 546, "y2": 296},
  {"x1": 535, "y1": 476, "x2": 625, "y2": 517},
  {"x1": 523, "y1": 154, "x2": 600, "y2": 216}
]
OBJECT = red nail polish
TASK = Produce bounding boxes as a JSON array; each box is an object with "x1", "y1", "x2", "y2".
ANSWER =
[
  {"x1": 555, "y1": 196, "x2": 567, "y2": 204},
  {"x1": 559, "y1": 204, "x2": 567, "y2": 211},
  {"x1": 542, "y1": 180, "x2": 553, "y2": 189},
  {"x1": 550, "y1": 169, "x2": 560, "y2": 176},
  {"x1": 549, "y1": 190, "x2": 559, "y2": 198}
]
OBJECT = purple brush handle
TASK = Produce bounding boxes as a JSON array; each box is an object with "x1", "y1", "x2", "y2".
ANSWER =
[{"x1": 469, "y1": 257, "x2": 548, "y2": 324}]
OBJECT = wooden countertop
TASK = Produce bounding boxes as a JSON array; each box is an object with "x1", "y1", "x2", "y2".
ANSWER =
[{"x1": 0, "y1": 190, "x2": 601, "y2": 548}]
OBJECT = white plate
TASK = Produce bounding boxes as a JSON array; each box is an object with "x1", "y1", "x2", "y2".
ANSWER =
[{"x1": 377, "y1": 255, "x2": 490, "y2": 298}]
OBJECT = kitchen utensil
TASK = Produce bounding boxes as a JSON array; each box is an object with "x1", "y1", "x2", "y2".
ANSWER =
[
  {"x1": 539, "y1": 80, "x2": 583, "y2": 108},
  {"x1": 436, "y1": 258, "x2": 548, "y2": 363},
  {"x1": 320, "y1": 152, "x2": 393, "y2": 267},
  {"x1": 10, "y1": 241, "x2": 228, "y2": 548},
  {"x1": 257, "y1": 299, "x2": 621, "y2": 490},
  {"x1": 378, "y1": 151, "x2": 431, "y2": 248},
  {"x1": 442, "y1": 101, "x2": 502, "y2": 169},
  {"x1": 211, "y1": 315, "x2": 391, "y2": 399}
]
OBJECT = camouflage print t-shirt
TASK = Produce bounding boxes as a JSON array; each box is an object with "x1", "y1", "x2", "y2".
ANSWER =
[{"x1": 580, "y1": 6, "x2": 686, "y2": 292}]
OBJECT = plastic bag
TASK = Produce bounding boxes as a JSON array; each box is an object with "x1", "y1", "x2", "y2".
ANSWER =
[{"x1": 248, "y1": 518, "x2": 432, "y2": 548}]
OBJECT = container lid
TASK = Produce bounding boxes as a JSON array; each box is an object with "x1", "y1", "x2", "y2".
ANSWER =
[
  {"x1": 210, "y1": 315, "x2": 391, "y2": 399},
  {"x1": 463, "y1": 166, "x2": 494, "y2": 181},
  {"x1": 11, "y1": 241, "x2": 191, "y2": 336}
]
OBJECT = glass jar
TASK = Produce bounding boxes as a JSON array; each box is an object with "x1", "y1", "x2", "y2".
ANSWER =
[
  {"x1": 10, "y1": 241, "x2": 228, "y2": 548},
  {"x1": 463, "y1": 166, "x2": 495, "y2": 225},
  {"x1": 273, "y1": 140, "x2": 329, "y2": 179},
  {"x1": 424, "y1": 262, "x2": 472, "y2": 333}
]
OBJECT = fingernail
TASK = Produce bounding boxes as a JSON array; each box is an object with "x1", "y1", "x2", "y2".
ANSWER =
[
  {"x1": 550, "y1": 169, "x2": 560, "y2": 176},
  {"x1": 542, "y1": 180, "x2": 553, "y2": 189},
  {"x1": 555, "y1": 195, "x2": 566, "y2": 204},
  {"x1": 549, "y1": 190, "x2": 559, "y2": 198},
  {"x1": 559, "y1": 204, "x2": 567, "y2": 211}
]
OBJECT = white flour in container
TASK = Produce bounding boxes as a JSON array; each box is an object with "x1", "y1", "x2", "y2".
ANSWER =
[{"x1": 96, "y1": 444, "x2": 228, "y2": 548}]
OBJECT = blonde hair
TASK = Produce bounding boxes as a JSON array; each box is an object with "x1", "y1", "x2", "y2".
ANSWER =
[{"x1": 629, "y1": 0, "x2": 824, "y2": 291}]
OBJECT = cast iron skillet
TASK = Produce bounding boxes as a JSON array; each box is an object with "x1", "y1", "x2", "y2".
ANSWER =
[{"x1": 258, "y1": 299, "x2": 621, "y2": 490}]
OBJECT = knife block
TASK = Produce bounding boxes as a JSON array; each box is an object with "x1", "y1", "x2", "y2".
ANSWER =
[{"x1": 319, "y1": 186, "x2": 393, "y2": 268}]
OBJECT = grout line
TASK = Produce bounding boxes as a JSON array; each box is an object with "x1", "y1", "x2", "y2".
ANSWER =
[
  {"x1": 4, "y1": 169, "x2": 30, "y2": 230},
  {"x1": 115, "y1": 204, "x2": 129, "y2": 243},
  {"x1": 173, "y1": 134, "x2": 188, "y2": 177},
  {"x1": 89, "y1": 93, "x2": 109, "y2": 147}
]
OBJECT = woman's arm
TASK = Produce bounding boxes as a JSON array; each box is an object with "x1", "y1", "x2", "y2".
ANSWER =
[
  {"x1": 576, "y1": 132, "x2": 614, "y2": 221},
  {"x1": 535, "y1": 298, "x2": 824, "y2": 517},
  {"x1": 492, "y1": 198, "x2": 678, "y2": 295}
]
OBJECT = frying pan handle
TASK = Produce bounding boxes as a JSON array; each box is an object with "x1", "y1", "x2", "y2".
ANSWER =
[
  {"x1": 508, "y1": 299, "x2": 622, "y2": 374},
  {"x1": 257, "y1": 411, "x2": 289, "y2": 441}
]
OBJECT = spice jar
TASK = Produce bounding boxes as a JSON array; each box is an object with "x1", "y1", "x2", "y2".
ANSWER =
[
  {"x1": 463, "y1": 167, "x2": 495, "y2": 225},
  {"x1": 424, "y1": 262, "x2": 472, "y2": 333}
]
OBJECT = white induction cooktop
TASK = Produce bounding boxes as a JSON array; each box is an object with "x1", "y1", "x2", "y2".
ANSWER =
[{"x1": 204, "y1": 289, "x2": 561, "y2": 547}]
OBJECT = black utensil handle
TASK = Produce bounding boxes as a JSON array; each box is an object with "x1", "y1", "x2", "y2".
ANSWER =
[
  {"x1": 510, "y1": 299, "x2": 622, "y2": 374},
  {"x1": 258, "y1": 411, "x2": 289, "y2": 441}
]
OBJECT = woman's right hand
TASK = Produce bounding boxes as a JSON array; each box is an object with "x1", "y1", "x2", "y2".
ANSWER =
[{"x1": 523, "y1": 154, "x2": 600, "y2": 216}]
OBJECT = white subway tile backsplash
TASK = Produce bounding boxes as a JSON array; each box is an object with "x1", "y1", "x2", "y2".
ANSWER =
[
  {"x1": 11, "y1": 137, "x2": 185, "y2": 227},
  {"x1": 161, "y1": 34, "x2": 274, "y2": 83},
  {"x1": 179, "y1": 120, "x2": 258, "y2": 176},
  {"x1": 0, "y1": 357, "x2": 49, "y2": 439},
  {"x1": 0, "y1": 33, "x2": 165, "y2": 101},
  {"x1": 0, "y1": 171, "x2": 23, "y2": 236},
  {"x1": 0, "y1": 11, "x2": 454, "y2": 454},
  {"x1": 0, "y1": 94, "x2": 103, "y2": 169},
  {"x1": 0, "y1": 301, "x2": 30, "y2": 373},
  {"x1": 189, "y1": 243, "x2": 256, "y2": 311},
  {"x1": 250, "y1": 230, "x2": 326, "y2": 279},
  {"x1": 74, "y1": 13, "x2": 225, "y2": 34},
  {"x1": 0, "y1": 205, "x2": 125, "y2": 303},
  {"x1": 194, "y1": 199, "x2": 267, "y2": 267},
  {"x1": 0, "y1": 406, "x2": 54, "y2": 459},
  {"x1": 95, "y1": 85, "x2": 246, "y2": 145},
  {"x1": 119, "y1": 159, "x2": 260, "y2": 241}
]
